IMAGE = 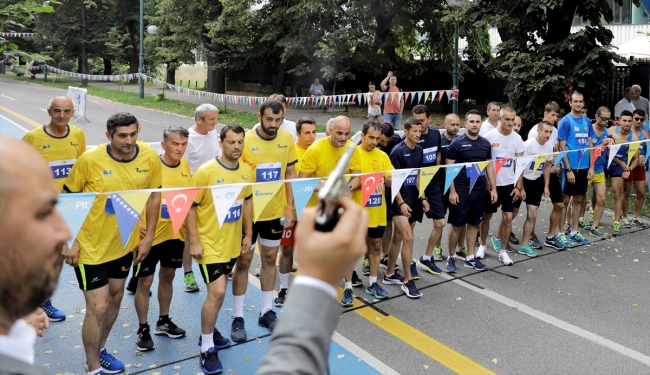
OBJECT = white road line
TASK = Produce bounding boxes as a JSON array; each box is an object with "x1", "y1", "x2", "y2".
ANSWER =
[
  {"x1": 439, "y1": 273, "x2": 650, "y2": 367},
  {"x1": 0, "y1": 114, "x2": 30, "y2": 132},
  {"x1": 39, "y1": 108, "x2": 48, "y2": 112},
  {"x1": 1, "y1": 94, "x2": 16, "y2": 101}
]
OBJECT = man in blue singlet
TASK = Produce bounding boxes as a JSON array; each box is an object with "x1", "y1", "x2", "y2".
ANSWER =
[{"x1": 587, "y1": 107, "x2": 614, "y2": 238}]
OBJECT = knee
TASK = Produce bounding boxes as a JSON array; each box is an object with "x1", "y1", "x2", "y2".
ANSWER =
[
  {"x1": 207, "y1": 284, "x2": 226, "y2": 302},
  {"x1": 159, "y1": 269, "x2": 175, "y2": 284},
  {"x1": 109, "y1": 288, "x2": 124, "y2": 304},
  {"x1": 596, "y1": 195, "x2": 606, "y2": 205},
  {"x1": 434, "y1": 219, "x2": 446, "y2": 229},
  {"x1": 553, "y1": 202, "x2": 564, "y2": 211},
  {"x1": 138, "y1": 275, "x2": 154, "y2": 290},
  {"x1": 502, "y1": 213, "x2": 513, "y2": 224},
  {"x1": 261, "y1": 251, "x2": 277, "y2": 265},
  {"x1": 236, "y1": 254, "x2": 252, "y2": 270},
  {"x1": 368, "y1": 239, "x2": 381, "y2": 254}
]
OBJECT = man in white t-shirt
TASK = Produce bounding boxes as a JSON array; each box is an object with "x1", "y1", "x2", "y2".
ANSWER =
[
  {"x1": 185, "y1": 104, "x2": 222, "y2": 174},
  {"x1": 478, "y1": 106, "x2": 524, "y2": 266},
  {"x1": 614, "y1": 87, "x2": 637, "y2": 119},
  {"x1": 479, "y1": 101, "x2": 501, "y2": 136},
  {"x1": 252, "y1": 94, "x2": 298, "y2": 142}
]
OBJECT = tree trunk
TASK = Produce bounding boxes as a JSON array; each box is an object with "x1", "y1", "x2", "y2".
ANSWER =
[
  {"x1": 119, "y1": 0, "x2": 139, "y2": 82},
  {"x1": 201, "y1": 0, "x2": 225, "y2": 93},
  {"x1": 165, "y1": 65, "x2": 176, "y2": 85},
  {"x1": 80, "y1": 1, "x2": 88, "y2": 86},
  {"x1": 271, "y1": 61, "x2": 287, "y2": 95},
  {"x1": 370, "y1": 0, "x2": 397, "y2": 68},
  {"x1": 103, "y1": 58, "x2": 112, "y2": 75}
]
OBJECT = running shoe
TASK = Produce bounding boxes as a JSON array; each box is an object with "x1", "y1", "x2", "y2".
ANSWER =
[
  {"x1": 136, "y1": 324, "x2": 155, "y2": 352},
  {"x1": 401, "y1": 280, "x2": 421, "y2": 299},
  {"x1": 341, "y1": 288, "x2": 354, "y2": 307},
  {"x1": 569, "y1": 232, "x2": 590, "y2": 245},
  {"x1": 351, "y1": 270, "x2": 363, "y2": 287},
  {"x1": 544, "y1": 236, "x2": 565, "y2": 250},
  {"x1": 199, "y1": 347, "x2": 223, "y2": 374},
  {"x1": 258, "y1": 310, "x2": 278, "y2": 332},
  {"x1": 410, "y1": 261, "x2": 420, "y2": 280},
  {"x1": 362, "y1": 257, "x2": 370, "y2": 276},
  {"x1": 613, "y1": 221, "x2": 621, "y2": 236},
  {"x1": 505, "y1": 243, "x2": 516, "y2": 253},
  {"x1": 274, "y1": 288, "x2": 288, "y2": 307},
  {"x1": 446, "y1": 257, "x2": 456, "y2": 273},
  {"x1": 476, "y1": 245, "x2": 486, "y2": 259},
  {"x1": 518, "y1": 244, "x2": 538, "y2": 257},
  {"x1": 509, "y1": 232, "x2": 519, "y2": 245},
  {"x1": 433, "y1": 246, "x2": 443, "y2": 261},
  {"x1": 564, "y1": 223, "x2": 571, "y2": 235},
  {"x1": 556, "y1": 233, "x2": 570, "y2": 248},
  {"x1": 499, "y1": 251, "x2": 514, "y2": 265},
  {"x1": 529, "y1": 235, "x2": 542, "y2": 249},
  {"x1": 579, "y1": 218, "x2": 590, "y2": 230},
  {"x1": 418, "y1": 256, "x2": 442, "y2": 275},
  {"x1": 99, "y1": 349, "x2": 125, "y2": 374},
  {"x1": 382, "y1": 271, "x2": 404, "y2": 285},
  {"x1": 365, "y1": 283, "x2": 388, "y2": 299},
  {"x1": 491, "y1": 235, "x2": 502, "y2": 253},
  {"x1": 154, "y1": 317, "x2": 186, "y2": 338},
  {"x1": 379, "y1": 255, "x2": 399, "y2": 270},
  {"x1": 455, "y1": 247, "x2": 468, "y2": 260},
  {"x1": 589, "y1": 227, "x2": 605, "y2": 238},
  {"x1": 184, "y1": 272, "x2": 199, "y2": 293},
  {"x1": 41, "y1": 299, "x2": 66, "y2": 322},
  {"x1": 464, "y1": 257, "x2": 487, "y2": 271},
  {"x1": 198, "y1": 328, "x2": 231, "y2": 349},
  {"x1": 633, "y1": 218, "x2": 648, "y2": 228},
  {"x1": 126, "y1": 277, "x2": 138, "y2": 294},
  {"x1": 622, "y1": 217, "x2": 631, "y2": 228},
  {"x1": 230, "y1": 317, "x2": 247, "y2": 342}
]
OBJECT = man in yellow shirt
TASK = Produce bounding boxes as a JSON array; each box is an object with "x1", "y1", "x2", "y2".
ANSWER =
[
  {"x1": 274, "y1": 116, "x2": 317, "y2": 307},
  {"x1": 231, "y1": 100, "x2": 297, "y2": 342},
  {"x1": 186, "y1": 125, "x2": 253, "y2": 374},
  {"x1": 62, "y1": 113, "x2": 162, "y2": 375},
  {"x1": 21, "y1": 96, "x2": 86, "y2": 323}
]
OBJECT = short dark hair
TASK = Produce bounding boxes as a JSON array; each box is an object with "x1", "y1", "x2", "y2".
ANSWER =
[
  {"x1": 544, "y1": 101, "x2": 560, "y2": 113},
  {"x1": 220, "y1": 124, "x2": 245, "y2": 141},
  {"x1": 296, "y1": 116, "x2": 316, "y2": 134},
  {"x1": 368, "y1": 81, "x2": 376, "y2": 86},
  {"x1": 412, "y1": 104, "x2": 430, "y2": 118},
  {"x1": 259, "y1": 100, "x2": 284, "y2": 116},
  {"x1": 380, "y1": 123, "x2": 395, "y2": 137},
  {"x1": 162, "y1": 126, "x2": 189, "y2": 142},
  {"x1": 595, "y1": 106, "x2": 610, "y2": 117},
  {"x1": 633, "y1": 109, "x2": 646, "y2": 118},
  {"x1": 362, "y1": 121, "x2": 382, "y2": 135},
  {"x1": 624, "y1": 87, "x2": 632, "y2": 95},
  {"x1": 404, "y1": 117, "x2": 422, "y2": 130},
  {"x1": 268, "y1": 94, "x2": 286, "y2": 105},
  {"x1": 620, "y1": 110, "x2": 634, "y2": 119},
  {"x1": 537, "y1": 120, "x2": 554, "y2": 131},
  {"x1": 107, "y1": 112, "x2": 138, "y2": 136},
  {"x1": 570, "y1": 91, "x2": 583, "y2": 102},
  {"x1": 465, "y1": 109, "x2": 481, "y2": 120}
]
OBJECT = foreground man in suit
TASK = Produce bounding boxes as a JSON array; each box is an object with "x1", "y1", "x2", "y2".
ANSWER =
[
  {"x1": 256, "y1": 198, "x2": 369, "y2": 375},
  {"x1": 0, "y1": 136, "x2": 72, "y2": 374}
]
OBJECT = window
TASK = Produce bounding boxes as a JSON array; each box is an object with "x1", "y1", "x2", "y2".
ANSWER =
[{"x1": 573, "y1": 0, "x2": 649, "y2": 25}]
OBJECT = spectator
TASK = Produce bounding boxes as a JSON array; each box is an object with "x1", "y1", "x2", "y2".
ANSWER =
[
  {"x1": 631, "y1": 84, "x2": 650, "y2": 131},
  {"x1": 367, "y1": 81, "x2": 383, "y2": 123},
  {"x1": 309, "y1": 78, "x2": 325, "y2": 109},
  {"x1": 614, "y1": 87, "x2": 637, "y2": 119},
  {"x1": 380, "y1": 71, "x2": 404, "y2": 130}
]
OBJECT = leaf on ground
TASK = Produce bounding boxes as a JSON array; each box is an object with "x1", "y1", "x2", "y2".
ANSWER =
[
  {"x1": 113, "y1": 350, "x2": 118, "y2": 354},
  {"x1": 527, "y1": 268, "x2": 532, "y2": 272},
  {"x1": 337, "y1": 354, "x2": 345, "y2": 359},
  {"x1": 67, "y1": 315, "x2": 75, "y2": 319},
  {"x1": 633, "y1": 303, "x2": 639, "y2": 307},
  {"x1": 151, "y1": 372, "x2": 161, "y2": 375},
  {"x1": 558, "y1": 290, "x2": 562, "y2": 293},
  {"x1": 135, "y1": 351, "x2": 145, "y2": 356},
  {"x1": 45, "y1": 350, "x2": 53, "y2": 354},
  {"x1": 574, "y1": 268, "x2": 579, "y2": 272},
  {"x1": 60, "y1": 336, "x2": 67, "y2": 339},
  {"x1": 456, "y1": 297, "x2": 462, "y2": 301},
  {"x1": 559, "y1": 277, "x2": 564, "y2": 280},
  {"x1": 224, "y1": 308, "x2": 233, "y2": 311},
  {"x1": 423, "y1": 365, "x2": 429, "y2": 369},
  {"x1": 121, "y1": 306, "x2": 127, "y2": 309},
  {"x1": 123, "y1": 324, "x2": 129, "y2": 327},
  {"x1": 245, "y1": 357, "x2": 250, "y2": 362},
  {"x1": 125, "y1": 364, "x2": 132, "y2": 368},
  {"x1": 79, "y1": 322, "x2": 83, "y2": 326},
  {"x1": 491, "y1": 358, "x2": 498, "y2": 364},
  {"x1": 611, "y1": 274, "x2": 616, "y2": 278},
  {"x1": 74, "y1": 345, "x2": 81, "y2": 349},
  {"x1": 512, "y1": 306, "x2": 519, "y2": 310},
  {"x1": 633, "y1": 259, "x2": 639, "y2": 262},
  {"x1": 42, "y1": 364, "x2": 50, "y2": 367},
  {"x1": 173, "y1": 365, "x2": 181, "y2": 370},
  {"x1": 133, "y1": 363, "x2": 143, "y2": 368},
  {"x1": 375, "y1": 317, "x2": 384, "y2": 322},
  {"x1": 148, "y1": 364, "x2": 156, "y2": 369},
  {"x1": 124, "y1": 335, "x2": 131, "y2": 339}
]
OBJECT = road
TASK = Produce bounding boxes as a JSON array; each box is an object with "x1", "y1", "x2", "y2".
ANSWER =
[{"x1": 1, "y1": 77, "x2": 649, "y2": 375}]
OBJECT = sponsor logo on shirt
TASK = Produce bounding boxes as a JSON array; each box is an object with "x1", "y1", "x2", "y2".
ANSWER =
[
  {"x1": 91, "y1": 277, "x2": 100, "y2": 283},
  {"x1": 255, "y1": 191, "x2": 274, "y2": 196},
  {"x1": 121, "y1": 266, "x2": 129, "y2": 272},
  {"x1": 574, "y1": 126, "x2": 580, "y2": 131},
  {"x1": 70, "y1": 142, "x2": 79, "y2": 147},
  {"x1": 252, "y1": 147, "x2": 259, "y2": 151},
  {"x1": 103, "y1": 170, "x2": 112, "y2": 175},
  {"x1": 135, "y1": 168, "x2": 149, "y2": 173},
  {"x1": 491, "y1": 143, "x2": 500, "y2": 147},
  {"x1": 277, "y1": 144, "x2": 287, "y2": 149},
  {"x1": 216, "y1": 178, "x2": 225, "y2": 183},
  {"x1": 181, "y1": 172, "x2": 189, "y2": 178},
  {"x1": 241, "y1": 175, "x2": 249, "y2": 180},
  {"x1": 461, "y1": 144, "x2": 472, "y2": 148},
  {"x1": 404, "y1": 154, "x2": 410, "y2": 157},
  {"x1": 42, "y1": 144, "x2": 50, "y2": 149}
]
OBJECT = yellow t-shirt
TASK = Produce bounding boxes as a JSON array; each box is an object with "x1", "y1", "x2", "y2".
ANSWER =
[
  {"x1": 191, "y1": 158, "x2": 253, "y2": 264},
  {"x1": 295, "y1": 143, "x2": 308, "y2": 172},
  {"x1": 64, "y1": 144, "x2": 163, "y2": 265},
  {"x1": 352, "y1": 148, "x2": 393, "y2": 228},
  {"x1": 243, "y1": 128, "x2": 297, "y2": 221},
  {"x1": 154, "y1": 157, "x2": 192, "y2": 245},
  {"x1": 22, "y1": 124, "x2": 87, "y2": 191},
  {"x1": 299, "y1": 137, "x2": 361, "y2": 207}
]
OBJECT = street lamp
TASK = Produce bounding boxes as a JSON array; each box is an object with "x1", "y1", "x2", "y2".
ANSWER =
[
  {"x1": 138, "y1": 0, "x2": 157, "y2": 99},
  {"x1": 446, "y1": 0, "x2": 470, "y2": 115}
]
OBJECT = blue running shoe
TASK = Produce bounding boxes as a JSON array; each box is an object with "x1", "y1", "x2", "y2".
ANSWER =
[
  {"x1": 41, "y1": 299, "x2": 65, "y2": 322},
  {"x1": 589, "y1": 227, "x2": 605, "y2": 238},
  {"x1": 464, "y1": 257, "x2": 487, "y2": 271},
  {"x1": 569, "y1": 232, "x2": 590, "y2": 245},
  {"x1": 199, "y1": 347, "x2": 223, "y2": 374},
  {"x1": 446, "y1": 257, "x2": 456, "y2": 273},
  {"x1": 518, "y1": 244, "x2": 538, "y2": 257},
  {"x1": 99, "y1": 349, "x2": 125, "y2": 374},
  {"x1": 418, "y1": 256, "x2": 442, "y2": 275},
  {"x1": 491, "y1": 235, "x2": 502, "y2": 253},
  {"x1": 382, "y1": 271, "x2": 404, "y2": 285},
  {"x1": 529, "y1": 235, "x2": 542, "y2": 249},
  {"x1": 341, "y1": 288, "x2": 354, "y2": 307},
  {"x1": 410, "y1": 261, "x2": 420, "y2": 280},
  {"x1": 556, "y1": 233, "x2": 570, "y2": 249},
  {"x1": 365, "y1": 282, "x2": 388, "y2": 299},
  {"x1": 198, "y1": 328, "x2": 231, "y2": 349},
  {"x1": 401, "y1": 280, "x2": 421, "y2": 298}
]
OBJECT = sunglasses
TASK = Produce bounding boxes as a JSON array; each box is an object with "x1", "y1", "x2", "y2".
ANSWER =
[
  {"x1": 633, "y1": 117, "x2": 644, "y2": 122},
  {"x1": 599, "y1": 116, "x2": 611, "y2": 121}
]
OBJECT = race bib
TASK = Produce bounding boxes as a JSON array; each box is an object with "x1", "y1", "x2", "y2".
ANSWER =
[
  {"x1": 160, "y1": 199, "x2": 170, "y2": 219},
  {"x1": 497, "y1": 157, "x2": 513, "y2": 168},
  {"x1": 256, "y1": 162, "x2": 282, "y2": 182},
  {"x1": 365, "y1": 193, "x2": 382, "y2": 207},
  {"x1": 404, "y1": 172, "x2": 417, "y2": 186},
  {"x1": 576, "y1": 132, "x2": 589, "y2": 147},
  {"x1": 49, "y1": 159, "x2": 75, "y2": 179},
  {"x1": 224, "y1": 199, "x2": 243, "y2": 223},
  {"x1": 423, "y1": 147, "x2": 438, "y2": 165}
]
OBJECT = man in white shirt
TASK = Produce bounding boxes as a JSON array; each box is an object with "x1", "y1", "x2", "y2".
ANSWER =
[
  {"x1": 184, "y1": 103, "x2": 222, "y2": 174},
  {"x1": 479, "y1": 101, "x2": 501, "y2": 136},
  {"x1": 614, "y1": 87, "x2": 637, "y2": 119},
  {"x1": 632, "y1": 84, "x2": 650, "y2": 131},
  {"x1": 251, "y1": 94, "x2": 298, "y2": 142}
]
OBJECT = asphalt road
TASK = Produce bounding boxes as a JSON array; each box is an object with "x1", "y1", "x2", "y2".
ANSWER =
[{"x1": 1, "y1": 77, "x2": 649, "y2": 375}]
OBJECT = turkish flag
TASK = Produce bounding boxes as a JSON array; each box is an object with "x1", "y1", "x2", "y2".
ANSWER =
[
  {"x1": 361, "y1": 173, "x2": 385, "y2": 207},
  {"x1": 494, "y1": 158, "x2": 511, "y2": 179},
  {"x1": 591, "y1": 145, "x2": 605, "y2": 169},
  {"x1": 163, "y1": 188, "x2": 200, "y2": 235}
]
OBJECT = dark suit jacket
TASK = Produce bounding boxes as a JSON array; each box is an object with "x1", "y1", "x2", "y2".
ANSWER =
[
  {"x1": 256, "y1": 284, "x2": 341, "y2": 375},
  {"x1": 0, "y1": 354, "x2": 45, "y2": 375}
]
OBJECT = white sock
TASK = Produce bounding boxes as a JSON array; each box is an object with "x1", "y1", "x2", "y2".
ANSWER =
[
  {"x1": 368, "y1": 276, "x2": 377, "y2": 285},
  {"x1": 499, "y1": 249, "x2": 506, "y2": 254},
  {"x1": 570, "y1": 231, "x2": 577, "y2": 236},
  {"x1": 579, "y1": 216, "x2": 584, "y2": 221},
  {"x1": 233, "y1": 295, "x2": 245, "y2": 318},
  {"x1": 422, "y1": 255, "x2": 432, "y2": 261},
  {"x1": 466, "y1": 254, "x2": 474, "y2": 261},
  {"x1": 344, "y1": 281, "x2": 353, "y2": 290},
  {"x1": 261, "y1": 291, "x2": 273, "y2": 314},
  {"x1": 201, "y1": 333, "x2": 214, "y2": 353},
  {"x1": 279, "y1": 273, "x2": 290, "y2": 289},
  {"x1": 99, "y1": 348, "x2": 105, "y2": 353},
  {"x1": 87, "y1": 368, "x2": 102, "y2": 375}
]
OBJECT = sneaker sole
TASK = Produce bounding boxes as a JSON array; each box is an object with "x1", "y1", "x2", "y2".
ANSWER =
[
  {"x1": 544, "y1": 242, "x2": 564, "y2": 250},
  {"x1": 400, "y1": 285, "x2": 421, "y2": 298},
  {"x1": 341, "y1": 301, "x2": 354, "y2": 307},
  {"x1": 199, "y1": 360, "x2": 223, "y2": 375},
  {"x1": 417, "y1": 261, "x2": 442, "y2": 275},
  {"x1": 365, "y1": 290, "x2": 388, "y2": 299},
  {"x1": 230, "y1": 333, "x2": 247, "y2": 342},
  {"x1": 47, "y1": 316, "x2": 66, "y2": 322},
  {"x1": 382, "y1": 278, "x2": 403, "y2": 285},
  {"x1": 464, "y1": 264, "x2": 488, "y2": 271},
  {"x1": 101, "y1": 367, "x2": 126, "y2": 374},
  {"x1": 361, "y1": 270, "x2": 370, "y2": 276},
  {"x1": 154, "y1": 330, "x2": 185, "y2": 339},
  {"x1": 433, "y1": 256, "x2": 443, "y2": 261},
  {"x1": 530, "y1": 245, "x2": 542, "y2": 250},
  {"x1": 351, "y1": 282, "x2": 364, "y2": 287},
  {"x1": 273, "y1": 301, "x2": 284, "y2": 307},
  {"x1": 258, "y1": 322, "x2": 276, "y2": 332},
  {"x1": 517, "y1": 250, "x2": 537, "y2": 257},
  {"x1": 184, "y1": 285, "x2": 200, "y2": 293},
  {"x1": 136, "y1": 344, "x2": 155, "y2": 351},
  {"x1": 446, "y1": 267, "x2": 456, "y2": 273}
]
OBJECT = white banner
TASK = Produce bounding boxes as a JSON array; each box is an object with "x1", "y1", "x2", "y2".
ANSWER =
[
  {"x1": 391, "y1": 169, "x2": 416, "y2": 203},
  {"x1": 67, "y1": 86, "x2": 87, "y2": 118}
]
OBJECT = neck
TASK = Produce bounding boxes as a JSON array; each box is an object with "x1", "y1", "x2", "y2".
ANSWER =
[
  {"x1": 404, "y1": 138, "x2": 417, "y2": 148},
  {"x1": 443, "y1": 131, "x2": 454, "y2": 141},
  {"x1": 421, "y1": 126, "x2": 429, "y2": 135},
  {"x1": 498, "y1": 127, "x2": 512, "y2": 136},
  {"x1": 46, "y1": 122, "x2": 67, "y2": 136},
  {"x1": 193, "y1": 124, "x2": 209, "y2": 135},
  {"x1": 218, "y1": 155, "x2": 238, "y2": 169},
  {"x1": 466, "y1": 131, "x2": 479, "y2": 140},
  {"x1": 620, "y1": 127, "x2": 630, "y2": 135},
  {"x1": 109, "y1": 145, "x2": 136, "y2": 160},
  {"x1": 594, "y1": 122, "x2": 606, "y2": 132},
  {"x1": 535, "y1": 137, "x2": 545, "y2": 145},
  {"x1": 632, "y1": 126, "x2": 642, "y2": 134},
  {"x1": 297, "y1": 141, "x2": 309, "y2": 150},
  {"x1": 570, "y1": 110, "x2": 582, "y2": 118},
  {"x1": 488, "y1": 118, "x2": 498, "y2": 126},
  {"x1": 258, "y1": 127, "x2": 274, "y2": 140},
  {"x1": 327, "y1": 136, "x2": 339, "y2": 148},
  {"x1": 161, "y1": 154, "x2": 179, "y2": 167}
]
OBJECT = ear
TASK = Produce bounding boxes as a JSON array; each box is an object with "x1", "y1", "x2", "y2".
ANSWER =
[{"x1": 105, "y1": 131, "x2": 111, "y2": 142}]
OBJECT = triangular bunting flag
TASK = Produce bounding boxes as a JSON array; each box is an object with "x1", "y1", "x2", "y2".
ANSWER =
[
  {"x1": 467, "y1": 161, "x2": 489, "y2": 192},
  {"x1": 591, "y1": 146, "x2": 605, "y2": 169},
  {"x1": 417, "y1": 91, "x2": 423, "y2": 104},
  {"x1": 403, "y1": 92, "x2": 410, "y2": 103},
  {"x1": 252, "y1": 182, "x2": 284, "y2": 221},
  {"x1": 494, "y1": 158, "x2": 511, "y2": 179},
  {"x1": 211, "y1": 185, "x2": 244, "y2": 229},
  {"x1": 111, "y1": 192, "x2": 151, "y2": 248},
  {"x1": 290, "y1": 178, "x2": 320, "y2": 220},
  {"x1": 438, "y1": 90, "x2": 445, "y2": 102},
  {"x1": 163, "y1": 188, "x2": 200, "y2": 235},
  {"x1": 361, "y1": 173, "x2": 385, "y2": 206},
  {"x1": 627, "y1": 142, "x2": 641, "y2": 167},
  {"x1": 390, "y1": 92, "x2": 397, "y2": 103},
  {"x1": 531, "y1": 154, "x2": 549, "y2": 176},
  {"x1": 553, "y1": 151, "x2": 568, "y2": 167},
  {"x1": 418, "y1": 167, "x2": 440, "y2": 197},
  {"x1": 391, "y1": 169, "x2": 416, "y2": 203},
  {"x1": 443, "y1": 165, "x2": 464, "y2": 194},
  {"x1": 446, "y1": 90, "x2": 452, "y2": 101},
  {"x1": 608, "y1": 144, "x2": 621, "y2": 169},
  {"x1": 424, "y1": 91, "x2": 430, "y2": 103},
  {"x1": 57, "y1": 193, "x2": 97, "y2": 247},
  {"x1": 453, "y1": 90, "x2": 459, "y2": 101},
  {"x1": 513, "y1": 155, "x2": 535, "y2": 186}
]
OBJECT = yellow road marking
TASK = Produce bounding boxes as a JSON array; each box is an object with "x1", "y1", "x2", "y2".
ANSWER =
[
  {"x1": 339, "y1": 288, "x2": 496, "y2": 375},
  {"x1": 0, "y1": 105, "x2": 41, "y2": 128}
]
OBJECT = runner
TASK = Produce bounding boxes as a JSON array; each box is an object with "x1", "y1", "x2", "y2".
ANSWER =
[
  {"x1": 508, "y1": 115, "x2": 524, "y2": 248},
  {"x1": 22, "y1": 96, "x2": 86, "y2": 322},
  {"x1": 587, "y1": 107, "x2": 614, "y2": 238},
  {"x1": 376, "y1": 122, "x2": 401, "y2": 273},
  {"x1": 479, "y1": 102, "x2": 501, "y2": 136},
  {"x1": 232, "y1": 100, "x2": 297, "y2": 341},
  {"x1": 274, "y1": 116, "x2": 317, "y2": 307},
  {"x1": 132, "y1": 127, "x2": 191, "y2": 352},
  {"x1": 252, "y1": 94, "x2": 297, "y2": 142},
  {"x1": 63, "y1": 112, "x2": 162, "y2": 374},
  {"x1": 447, "y1": 110, "x2": 497, "y2": 272},
  {"x1": 621, "y1": 109, "x2": 648, "y2": 228},
  {"x1": 186, "y1": 124, "x2": 253, "y2": 374}
]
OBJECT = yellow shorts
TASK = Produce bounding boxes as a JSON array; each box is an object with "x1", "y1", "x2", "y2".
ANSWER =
[{"x1": 589, "y1": 172, "x2": 605, "y2": 186}]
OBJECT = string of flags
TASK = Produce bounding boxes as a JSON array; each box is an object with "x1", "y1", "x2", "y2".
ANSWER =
[
  {"x1": 0, "y1": 32, "x2": 34, "y2": 37},
  {"x1": 55, "y1": 140, "x2": 649, "y2": 249}
]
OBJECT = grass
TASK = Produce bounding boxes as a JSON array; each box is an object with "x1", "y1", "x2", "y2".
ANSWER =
[
  {"x1": 588, "y1": 179, "x2": 650, "y2": 218},
  {"x1": 172, "y1": 65, "x2": 208, "y2": 88}
]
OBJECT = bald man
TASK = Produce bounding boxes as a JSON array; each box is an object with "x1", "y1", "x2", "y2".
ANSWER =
[
  {"x1": 0, "y1": 136, "x2": 71, "y2": 372},
  {"x1": 22, "y1": 96, "x2": 86, "y2": 322}
]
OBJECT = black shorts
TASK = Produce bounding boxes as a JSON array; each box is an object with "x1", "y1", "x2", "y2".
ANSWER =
[
  {"x1": 448, "y1": 187, "x2": 485, "y2": 227},
  {"x1": 252, "y1": 219, "x2": 284, "y2": 247},
  {"x1": 485, "y1": 185, "x2": 520, "y2": 213},
  {"x1": 135, "y1": 239, "x2": 184, "y2": 277},
  {"x1": 367, "y1": 226, "x2": 386, "y2": 239},
  {"x1": 563, "y1": 169, "x2": 589, "y2": 196},
  {"x1": 512, "y1": 196, "x2": 523, "y2": 209},
  {"x1": 424, "y1": 182, "x2": 446, "y2": 220},
  {"x1": 74, "y1": 252, "x2": 133, "y2": 291},
  {"x1": 388, "y1": 200, "x2": 424, "y2": 223},
  {"x1": 549, "y1": 172, "x2": 564, "y2": 203},
  {"x1": 198, "y1": 258, "x2": 237, "y2": 284},
  {"x1": 523, "y1": 177, "x2": 545, "y2": 207}
]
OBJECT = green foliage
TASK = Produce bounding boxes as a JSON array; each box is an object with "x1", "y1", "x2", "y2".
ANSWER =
[{"x1": 154, "y1": 92, "x2": 166, "y2": 101}]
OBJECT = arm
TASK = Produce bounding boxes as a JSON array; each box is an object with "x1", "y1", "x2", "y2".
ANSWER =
[
  {"x1": 559, "y1": 139, "x2": 575, "y2": 184},
  {"x1": 284, "y1": 165, "x2": 296, "y2": 225},
  {"x1": 399, "y1": 91, "x2": 405, "y2": 113},
  {"x1": 587, "y1": 138, "x2": 595, "y2": 180},
  {"x1": 542, "y1": 162, "x2": 551, "y2": 198},
  {"x1": 380, "y1": 73, "x2": 391, "y2": 91},
  {"x1": 485, "y1": 160, "x2": 498, "y2": 203},
  {"x1": 186, "y1": 206, "x2": 204, "y2": 260},
  {"x1": 513, "y1": 152, "x2": 524, "y2": 202},
  {"x1": 241, "y1": 198, "x2": 253, "y2": 255},
  {"x1": 134, "y1": 192, "x2": 160, "y2": 264}
]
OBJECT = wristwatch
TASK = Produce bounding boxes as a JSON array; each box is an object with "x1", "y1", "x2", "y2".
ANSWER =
[
  {"x1": 566, "y1": 168, "x2": 573, "y2": 172},
  {"x1": 348, "y1": 183, "x2": 354, "y2": 191}
]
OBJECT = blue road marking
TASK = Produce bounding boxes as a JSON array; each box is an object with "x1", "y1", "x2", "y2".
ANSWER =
[{"x1": 0, "y1": 115, "x2": 29, "y2": 140}]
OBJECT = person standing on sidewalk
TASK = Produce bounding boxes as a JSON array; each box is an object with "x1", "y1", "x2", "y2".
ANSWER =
[{"x1": 380, "y1": 71, "x2": 404, "y2": 130}]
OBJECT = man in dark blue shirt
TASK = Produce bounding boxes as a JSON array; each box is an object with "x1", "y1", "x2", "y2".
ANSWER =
[{"x1": 445, "y1": 110, "x2": 497, "y2": 273}]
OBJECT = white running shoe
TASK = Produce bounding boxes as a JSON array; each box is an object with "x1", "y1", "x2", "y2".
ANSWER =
[
  {"x1": 499, "y1": 251, "x2": 513, "y2": 265},
  {"x1": 476, "y1": 245, "x2": 487, "y2": 259}
]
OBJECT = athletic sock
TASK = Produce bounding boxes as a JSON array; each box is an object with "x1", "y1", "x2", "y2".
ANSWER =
[
  {"x1": 87, "y1": 368, "x2": 103, "y2": 375},
  {"x1": 368, "y1": 276, "x2": 377, "y2": 285},
  {"x1": 138, "y1": 323, "x2": 148, "y2": 332},
  {"x1": 158, "y1": 315, "x2": 169, "y2": 323},
  {"x1": 201, "y1": 333, "x2": 214, "y2": 353},
  {"x1": 570, "y1": 231, "x2": 578, "y2": 236},
  {"x1": 344, "y1": 281, "x2": 353, "y2": 290},
  {"x1": 184, "y1": 270, "x2": 193, "y2": 276},
  {"x1": 422, "y1": 255, "x2": 432, "y2": 261},
  {"x1": 279, "y1": 272, "x2": 290, "y2": 289},
  {"x1": 466, "y1": 254, "x2": 475, "y2": 261},
  {"x1": 233, "y1": 295, "x2": 245, "y2": 318},
  {"x1": 547, "y1": 236, "x2": 554, "y2": 240},
  {"x1": 261, "y1": 291, "x2": 273, "y2": 314}
]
